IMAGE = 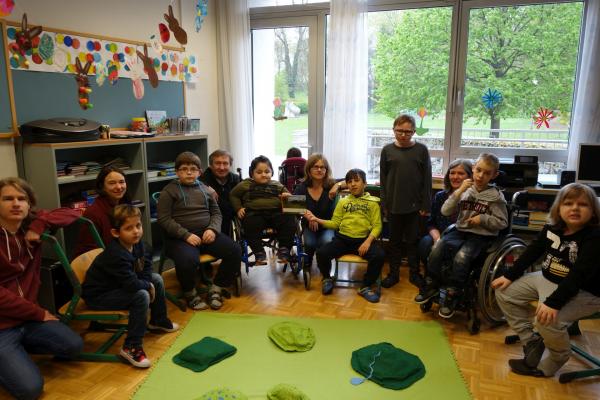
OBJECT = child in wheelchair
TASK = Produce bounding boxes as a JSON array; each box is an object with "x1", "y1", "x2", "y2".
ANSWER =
[
  {"x1": 82, "y1": 205, "x2": 179, "y2": 368},
  {"x1": 305, "y1": 168, "x2": 384, "y2": 303},
  {"x1": 492, "y1": 183, "x2": 600, "y2": 378},
  {"x1": 230, "y1": 155, "x2": 296, "y2": 265},
  {"x1": 415, "y1": 153, "x2": 508, "y2": 318}
]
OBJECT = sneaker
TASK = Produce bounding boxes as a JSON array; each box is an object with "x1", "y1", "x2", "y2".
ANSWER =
[
  {"x1": 508, "y1": 358, "x2": 545, "y2": 377},
  {"x1": 187, "y1": 295, "x2": 209, "y2": 311},
  {"x1": 381, "y1": 273, "x2": 399, "y2": 289},
  {"x1": 120, "y1": 345, "x2": 151, "y2": 368},
  {"x1": 277, "y1": 247, "x2": 290, "y2": 263},
  {"x1": 321, "y1": 278, "x2": 334, "y2": 295},
  {"x1": 254, "y1": 251, "x2": 268, "y2": 265},
  {"x1": 148, "y1": 319, "x2": 180, "y2": 333},
  {"x1": 523, "y1": 333, "x2": 545, "y2": 368},
  {"x1": 358, "y1": 286, "x2": 380, "y2": 303},
  {"x1": 414, "y1": 285, "x2": 438, "y2": 304},
  {"x1": 438, "y1": 287, "x2": 460, "y2": 319}
]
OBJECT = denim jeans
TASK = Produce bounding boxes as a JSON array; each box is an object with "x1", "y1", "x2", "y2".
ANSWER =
[
  {"x1": 85, "y1": 273, "x2": 167, "y2": 347},
  {"x1": 0, "y1": 320, "x2": 82, "y2": 400},
  {"x1": 303, "y1": 228, "x2": 335, "y2": 262},
  {"x1": 417, "y1": 234, "x2": 434, "y2": 270}
]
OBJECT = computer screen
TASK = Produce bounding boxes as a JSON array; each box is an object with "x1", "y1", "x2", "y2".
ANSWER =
[{"x1": 576, "y1": 143, "x2": 600, "y2": 184}]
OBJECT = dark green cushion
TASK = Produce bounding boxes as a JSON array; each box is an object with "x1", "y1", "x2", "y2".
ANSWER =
[{"x1": 173, "y1": 337, "x2": 237, "y2": 372}]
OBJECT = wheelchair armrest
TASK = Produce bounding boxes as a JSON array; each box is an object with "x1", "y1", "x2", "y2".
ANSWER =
[{"x1": 441, "y1": 224, "x2": 457, "y2": 237}]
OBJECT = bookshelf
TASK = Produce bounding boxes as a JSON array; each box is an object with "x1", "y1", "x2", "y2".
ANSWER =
[{"x1": 511, "y1": 187, "x2": 559, "y2": 232}]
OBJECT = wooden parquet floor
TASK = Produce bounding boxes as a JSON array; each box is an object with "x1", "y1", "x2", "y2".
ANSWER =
[{"x1": 3, "y1": 260, "x2": 600, "y2": 400}]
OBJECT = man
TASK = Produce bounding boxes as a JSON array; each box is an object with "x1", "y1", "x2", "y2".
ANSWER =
[{"x1": 200, "y1": 149, "x2": 241, "y2": 237}]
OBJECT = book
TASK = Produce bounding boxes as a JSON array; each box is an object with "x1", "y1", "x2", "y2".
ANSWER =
[
  {"x1": 145, "y1": 110, "x2": 169, "y2": 133},
  {"x1": 282, "y1": 195, "x2": 307, "y2": 214}
]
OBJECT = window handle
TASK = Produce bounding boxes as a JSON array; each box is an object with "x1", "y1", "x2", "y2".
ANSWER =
[{"x1": 456, "y1": 89, "x2": 463, "y2": 108}]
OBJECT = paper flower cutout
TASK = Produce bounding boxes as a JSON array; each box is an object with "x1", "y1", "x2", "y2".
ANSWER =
[
  {"x1": 195, "y1": 0, "x2": 208, "y2": 32},
  {"x1": 482, "y1": 88, "x2": 503, "y2": 110},
  {"x1": 534, "y1": 107, "x2": 555, "y2": 129},
  {"x1": 0, "y1": 0, "x2": 15, "y2": 17}
]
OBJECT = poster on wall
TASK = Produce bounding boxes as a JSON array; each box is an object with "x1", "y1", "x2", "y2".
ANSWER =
[{"x1": 5, "y1": 26, "x2": 199, "y2": 83}]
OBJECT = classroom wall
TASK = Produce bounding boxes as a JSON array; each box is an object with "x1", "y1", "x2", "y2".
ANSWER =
[{"x1": 0, "y1": 0, "x2": 220, "y2": 177}]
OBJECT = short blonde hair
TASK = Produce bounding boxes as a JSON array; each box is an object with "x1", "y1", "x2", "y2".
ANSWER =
[
  {"x1": 476, "y1": 153, "x2": 500, "y2": 172},
  {"x1": 110, "y1": 204, "x2": 141, "y2": 230},
  {"x1": 548, "y1": 183, "x2": 600, "y2": 229}
]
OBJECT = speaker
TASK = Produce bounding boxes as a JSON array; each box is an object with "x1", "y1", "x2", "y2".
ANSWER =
[
  {"x1": 38, "y1": 261, "x2": 73, "y2": 314},
  {"x1": 560, "y1": 170, "x2": 576, "y2": 186}
]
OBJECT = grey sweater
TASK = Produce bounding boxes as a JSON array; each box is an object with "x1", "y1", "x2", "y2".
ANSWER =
[
  {"x1": 157, "y1": 179, "x2": 222, "y2": 240},
  {"x1": 441, "y1": 185, "x2": 508, "y2": 236},
  {"x1": 379, "y1": 142, "x2": 432, "y2": 214}
]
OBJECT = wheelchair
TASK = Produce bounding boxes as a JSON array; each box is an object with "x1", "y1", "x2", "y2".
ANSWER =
[
  {"x1": 232, "y1": 214, "x2": 311, "y2": 290},
  {"x1": 419, "y1": 192, "x2": 527, "y2": 334}
]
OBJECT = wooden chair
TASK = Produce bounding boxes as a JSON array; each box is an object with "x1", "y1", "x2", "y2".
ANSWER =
[
  {"x1": 558, "y1": 314, "x2": 600, "y2": 383},
  {"x1": 42, "y1": 219, "x2": 128, "y2": 362},
  {"x1": 332, "y1": 254, "x2": 382, "y2": 294}
]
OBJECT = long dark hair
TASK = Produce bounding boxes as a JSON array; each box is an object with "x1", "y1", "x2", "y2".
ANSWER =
[{"x1": 248, "y1": 155, "x2": 274, "y2": 178}]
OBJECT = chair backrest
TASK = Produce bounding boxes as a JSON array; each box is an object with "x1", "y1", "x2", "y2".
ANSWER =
[
  {"x1": 70, "y1": 248, "x2": 104, "y2": 284},
  {"x1": 279, "y1": 157, "x2": 306, "y2": 192}
]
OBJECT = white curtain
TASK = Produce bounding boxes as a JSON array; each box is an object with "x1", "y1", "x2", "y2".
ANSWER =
[
  {"x1": 323, "y1": 0, "x2": 368, "y2": 178},
  {"x1": 567, "y1": 0, "x2": 600, "y2": 169},
  {"x1": 216, "y1": 0, "x2": 254, "y2": 172}
]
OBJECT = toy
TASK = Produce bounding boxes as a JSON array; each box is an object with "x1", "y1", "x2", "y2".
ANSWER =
[
  {"x1": 75, "y1": 58, "x2": 93, "y2": 110},
  {"x1": 164, "y1": 4, "x2": 187, "y2": 45},
  {"x1": 136, "y1": 44, "x2": 159, "y2": 88}
]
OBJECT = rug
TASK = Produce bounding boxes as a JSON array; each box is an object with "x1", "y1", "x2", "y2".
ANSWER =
[{"x1": 133, "y1": 313, "x2": 471, "y2": 400}]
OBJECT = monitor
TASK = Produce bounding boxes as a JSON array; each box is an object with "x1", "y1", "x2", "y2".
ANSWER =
[{"x1": 576, "y1": 143, "x2": 600, "y2": 185}]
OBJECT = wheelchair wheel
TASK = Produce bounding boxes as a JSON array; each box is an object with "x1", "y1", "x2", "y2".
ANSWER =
[
  {"x1": 468, "y1": 316, "x2": 481, "y2": 335},
  {"x1": 477, "y1": 236, "x2": 526, "y2": 324},
  {"x1": 234, "y1": 273, "x2": 242, "y2": 297},
  {"x1": 303, "y1": 269, "x2": 311, "y2": 290},
  {"x1": 420, "y1": 299, "x2": 433, "y2": 313}
]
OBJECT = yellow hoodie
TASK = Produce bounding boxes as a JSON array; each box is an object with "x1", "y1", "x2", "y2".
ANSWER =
[{"x1": 322, "y1": 192, "x2": 382, "y2": 239}]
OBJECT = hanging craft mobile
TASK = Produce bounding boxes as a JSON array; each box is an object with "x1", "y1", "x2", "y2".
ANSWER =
[
  {"x1": 534, "y1": 107, "x2": 555, "y2": 129},
  {"x1": 195, "y1": 0, "x2": 208, "y2": 32},
  {"x1": 10, "y1": 14, "x2": 42, "y2": 67},
  {"x1": 164, "y1": 4, "x2": 187, "y2": 45},
  {"x1": 0, "y1": 0, "x2": 15, "y2": 18},
  {"x1": 74, "y1": 58, "x2": 93, "y2": 110},
  {"x1": 482, "y1": 88, "x2": 503, "y2": 110},
  {"x1": 136, "y1": 44, "x2": 159, "y2": 88},
  {"x1": 415, "y1": 107, "x2": 429, "y2": 136}
]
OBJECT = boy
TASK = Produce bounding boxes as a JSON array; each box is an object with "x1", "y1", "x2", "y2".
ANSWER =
[
  {"x1": 380, "y1": 114, "x2": 432, "y2": 289},
  {"x1": 305, "y1": 168, "x2": 384, "y2": 303},
  {"x1": 157, "y1": 151, "x2": 241, "y2": 310},
  {"x1": 0, "y1": 177, "x2": 82, "y2": 399},
  {"x1": 82, "y1": 205, "x2": 179, "y2": 368},
  {"x1": 200, "y1": 149, "x2": 241, "y2": 237},
  {"x1": 416, "y1": 153, "x2": 508, "y2": 318}
]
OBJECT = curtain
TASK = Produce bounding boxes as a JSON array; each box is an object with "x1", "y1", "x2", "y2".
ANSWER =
[
  {"x1": 567, "y1": 0, "x2": 600, "y2": 169},
  {"x1": 216, "y1": 0, "x2": 254, "y2": 172},
  {"x1": 323, "y1": 0, "x2": 368, "y2": 178}
]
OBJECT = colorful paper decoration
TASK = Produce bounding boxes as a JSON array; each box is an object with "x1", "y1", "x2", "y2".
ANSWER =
[
  {"x1": 164, "y1": 4, "x2": 187, "y2": 45},
  {"x1": 158, "y1": 23, "x2": 170, "y2": 43},
  {"x1": 94, "y1": 62, "x2": 107, "y2": 86},
  {"x1": 136, "y1": 44, "x2": 159, "y2": 88},
  {"x1": 0, "y1": 0, "x2": 15, "y2": 18},
  {"x1": 9, "y1": 14, "x2": 42, "y2": 68},
  {"x1": 75, "y1": 58, "x2": 93, "y2": 110},
  {"x1": 195, "y1": 0, "x2": 208, "y2": 32},
  {"x1": 150, "y1": 34, "x2": 163, "y2": 55},
  {"x1": 482, "y1": 88, "x2": 503, "y2": 110},
  {"x1": 126, "y1": 56, "x2": 145, "y2": 100},
  {"x1": 273, "y1": 97, "x2": 286, "y2": 121},
  {"x1": 534, "y1": 107, "x2": 555, "y2": 129},
  {"x1": 414, "y1": 107, "x2": 429, "y2": 136}
]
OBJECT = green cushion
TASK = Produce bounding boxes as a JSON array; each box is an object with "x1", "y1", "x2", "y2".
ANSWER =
[
  {"x1": 267, "y1": 321, "x2": 316, "y2": 352},
  {"x1": 351, "y1": 342, "x2": 426, "y2": 390},
  {"x1": 173, "y1": 337, "x2": 237, "y2": 372},
  {"x1": 267, "y1": 383, "x2": 310, "y2": 400},
  {"x1": 194, "y1": 387, "x2": 247, "y2": 400}
]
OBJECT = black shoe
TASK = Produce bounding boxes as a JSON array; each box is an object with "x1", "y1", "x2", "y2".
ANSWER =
[
  {"x1": 508, "y1": 358, "x2": 545, "y2": 377},
  {"x1": 409, "y1": 271, "x2": 425, "y2": 289},
  {"x1": 381, "y1": 273, "x2": 399, "y2": 288},
  {"x1": 523, "y1": 334, "x2": 545, "y2": 368},
  {"x1": 414, "y1": 285, "x2": 438, "y2": 304}
]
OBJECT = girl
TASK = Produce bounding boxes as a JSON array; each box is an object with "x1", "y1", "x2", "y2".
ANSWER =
[
  {"x1": 492, "y1": 183, "x2": 600, "y2": 377},
  {"x1": 229, "y1": 155, "x2": 296, "y2": 264},
  {"x1": 414, "y1": 159, "x2": 472, "y2": 303},
  {"x1": 75, "y1": 165, "x2": 130, "y2": 257},
  {"x1": 293, "y1": 154, "x2": 336, "y2": 265}
]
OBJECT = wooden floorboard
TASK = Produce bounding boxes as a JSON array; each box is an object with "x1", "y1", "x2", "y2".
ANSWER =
[{"x1": 3, "y1": 260, "x2": 599, "y2": 399}]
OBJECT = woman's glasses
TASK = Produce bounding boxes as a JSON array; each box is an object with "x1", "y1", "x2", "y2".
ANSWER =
[{"x1": 311, "y1": 165, "x2": 327, "y2": 170}]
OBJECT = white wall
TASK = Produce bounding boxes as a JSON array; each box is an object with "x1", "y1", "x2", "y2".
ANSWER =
[{"x1": 0, "y1": 0, "x2": 220, "y2": 177}]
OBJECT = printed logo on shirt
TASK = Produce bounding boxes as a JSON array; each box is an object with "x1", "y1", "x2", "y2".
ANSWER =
[
  {"x1": 248, "y1": 183, "x2": 280, "y2": 200},
  {"x1": 543, "y1": 255, "x2": 570, "y2": 278},
  {"x1": 459, "y1": 200, "x2": 490, "y2": 214},
  {"x1": 343, "y1": 201, "x2": 370, "y2": 215}
]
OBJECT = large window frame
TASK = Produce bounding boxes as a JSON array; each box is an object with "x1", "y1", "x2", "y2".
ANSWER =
[{"x1": 250, "y1": 0, "x2": 585, "y2": 176}]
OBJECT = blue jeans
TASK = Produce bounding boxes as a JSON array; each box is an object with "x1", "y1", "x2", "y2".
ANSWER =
[
  {"x1": 0, "y1": 320, "x2": 82, "y2": 400},
  {"x1": 85, "y1": 273, "x2": 167, "y2": 347},
  {"x1": 303, "y1": 228, "x2": 334, "y2": 262},
  {"x1": 417, "y1": 234, "x2": 434, "y2": 270},
  {"x1": 427, "y1": 230, "x2": 493, "y2": 289}
]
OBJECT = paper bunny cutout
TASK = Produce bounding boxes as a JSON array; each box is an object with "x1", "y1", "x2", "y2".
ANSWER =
[
  {"x1": 10, "y1": 13, "x2": 42, "y2": 66},
  {"x1": 164, "y1": 4, "x2": 187, "y2": 45},
  {"x1": 126, "y1": 56, "x2": 145, "y2": 100},
  {"x1": 75, "y1": 58, "x2": 93, "y2": 110},
  {"x1": 136, "y1": 44, "x2": 159, "y2": 88}
]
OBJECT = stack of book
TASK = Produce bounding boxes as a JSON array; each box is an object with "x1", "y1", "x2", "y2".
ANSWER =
[
  {"x1": 528, "y1": 211, "x2": 549, "y2": 229},
  {"x1": 149, "y1": 161, "x2": 176, "y2": 177}
]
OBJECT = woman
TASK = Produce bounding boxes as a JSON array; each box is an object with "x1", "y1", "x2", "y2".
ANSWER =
[
  {"x1": 415, "y1": 159, "x2": 472, "y2": 299},
  {"x1": 293, "y1": 154, "x2": 337, "y2": 264},
  {"x1": 74, "y1": 165, "x2": 129, "y2": 257}
]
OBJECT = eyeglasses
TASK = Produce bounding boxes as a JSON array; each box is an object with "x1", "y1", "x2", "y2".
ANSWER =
[
  {"x1": 393, "y1": 129, "x2": 415, "y2": 136},
  {"x1": 178, "y1": 167, "x2": 200, "y2": 173},
  {"x1": 311, "y1": 165, "x2": 327, "y2": 170}
]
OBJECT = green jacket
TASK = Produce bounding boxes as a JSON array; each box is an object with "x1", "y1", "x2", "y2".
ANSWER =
[
  {"x1": 229, "y1": 178, "x2": 289, "y2": 211},
  {"x1": 322, "y1": 192, "x2": 382, "y2": 239}
]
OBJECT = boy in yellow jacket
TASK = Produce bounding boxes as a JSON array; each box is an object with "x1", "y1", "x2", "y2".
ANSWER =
[{"x1": 305, "y1": 168, "x2": 383, "y2": 302}]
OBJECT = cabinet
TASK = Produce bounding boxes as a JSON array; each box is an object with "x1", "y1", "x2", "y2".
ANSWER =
[
  {"x1": 510, "y1": 187, "x2": 559, "y2": 233},
  {"x1": 19, "y1": 134, "x2": 208, "y2": 258}
]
